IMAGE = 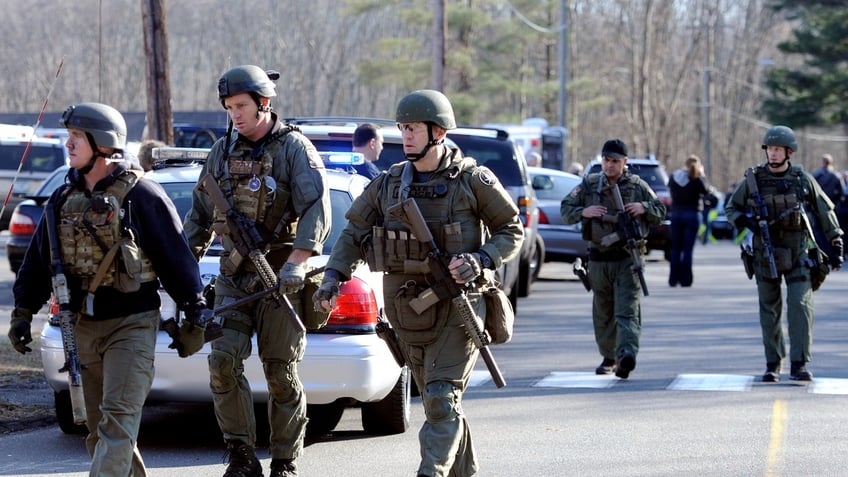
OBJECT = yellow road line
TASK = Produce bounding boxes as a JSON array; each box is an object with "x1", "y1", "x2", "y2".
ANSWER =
[{"x1": 764, "y1": 399, "x2": 787, "y2": 477}]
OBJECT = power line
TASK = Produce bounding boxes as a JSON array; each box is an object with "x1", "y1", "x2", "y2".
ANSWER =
[{"x1": 504, "y1": 0, "x2": 566, "y2": 34}]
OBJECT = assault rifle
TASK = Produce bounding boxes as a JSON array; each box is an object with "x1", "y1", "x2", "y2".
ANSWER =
[
  {"x1": 610, "y1": 183, "x2": 649, "y2": 296},
  {"x1": 199, "y1": 175, "x2": 305, "y2": 332},
  {"x1": 744, "y1": 168, "x2": 778, "y2": 279},
  {"x1": 388, "y1": 198, "x2": 506, "y2": 388},
  {"x1": 45, "y1": 205, "x2": 86, "y2": 425}
]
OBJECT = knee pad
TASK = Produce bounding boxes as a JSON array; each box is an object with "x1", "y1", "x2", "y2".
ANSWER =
[
  {"x1": 208, "y1": 349, "x2": 239, "y2": 394},
  {"x1": 422, "y1": 381, "x2": 459, "y2": 423},
  {"x1": 264, "y1": 360, "x2": 299, "y2": 400}
]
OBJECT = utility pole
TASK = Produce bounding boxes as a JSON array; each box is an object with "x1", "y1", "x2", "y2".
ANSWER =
[
  {"x1": 702, "y1": 11, "x2": 715, "y2": 180},
  {"x1": 558, "y1": 0, "x2": 568, "y2": 130},
  {"x1": 432, "y1": 0, "x2": 446, "y2": 91},
  {"x1": 141, "y1": 0, "x2": 174, "y2": 144}
]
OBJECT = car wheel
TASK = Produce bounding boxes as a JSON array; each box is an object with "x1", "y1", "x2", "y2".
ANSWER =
[
  {"x1": 306, "y1": 402, "x2": 345, "y2": 437},
  {"x1": 517, "y1": 257, "x2": 532, "y2": 298},
  {"x1": 54, "y1": 390, "x2": 87, "y2": 435},
  {"x1": 531, "y1": 235, "x2": 545, "y2": 281},
  {"x1": 361, "y1": 365, "x2": 411, "y2": 435},
  {"x1": 507, "y1": 279, "x2": 518, "y2": 312}
]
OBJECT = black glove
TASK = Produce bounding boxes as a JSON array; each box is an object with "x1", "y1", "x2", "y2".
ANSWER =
[
  {"x1": 313, "y1": 269, "x2": 341, "y2": 312},
  {"x1": 8, "y1": 307, "x2": 33, "y2": 354},
  {"x1": 831, "y1": 237, "x2": 843, "y2": 271},
  {"x1": 734, "y1": 215, "x2": 754, "y2": 231}
]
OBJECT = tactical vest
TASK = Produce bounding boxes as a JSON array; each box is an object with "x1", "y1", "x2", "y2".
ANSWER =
[
  {"x1": 364, "y1": 155, "x2": 486, "y2": 345},
  {"x1": 212, "y1": 128, "x2": 297, "y2": 261},
  {"x1": 747, "y1": 165, "x2": 806, "y2": 232},
  {"x1": 583, "y1": 174, "x2": 649, "y2": 248},
  {"x1": 58, "y1": 169, "x2": 156, "y2": 291},
  {"x1": 366, "y1": 157, "x2": 484, "y2": 274}
]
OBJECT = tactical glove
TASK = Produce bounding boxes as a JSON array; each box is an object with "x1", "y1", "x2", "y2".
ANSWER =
[
  {"x1": 279, "y1": 262, "x2": 306, "y2": 295},
  {"x1": 167, "y1": 306, "x2": 207, "y2": 358},
  {"x1": 831, "y1": 237, "x2": 843, "y2": 271},
  {"x1": 8, "y1": 307, "x2": 34, "y2": 354},
  {"x1": 312, "y1": 269, "x2": 341, "y2": 312},
  {"x1": 452, "y1": 253, "x2": 483, "y2": 284},
  {"x1": 174, "y1": 321, "x2": 205, "y2": 358}
]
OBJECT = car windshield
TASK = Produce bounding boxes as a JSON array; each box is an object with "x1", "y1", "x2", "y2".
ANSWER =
[
  {"x1": 36, "y1": 166, "x2": 70, "y2": 195},
  {"x1": 447, "y1": 135, "x2": 523, "y2": 187},
  {"x1": 532, "y1": 173, "x2": 580, "y2": 200},
  {"x1": 587, "y1": 162, "x2": 668, "y2": 191},
  {"x1": 1, "y1": 144, "x2": 66, "y2": 172}
]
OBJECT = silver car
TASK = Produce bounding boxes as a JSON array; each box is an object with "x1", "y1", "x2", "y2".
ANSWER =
[
  {"x1": 528, "y1": 166, "x2": 588, "y2": 267},
  {"x1": 40, "y1": 149, "x2": 410, "y2": 437}
]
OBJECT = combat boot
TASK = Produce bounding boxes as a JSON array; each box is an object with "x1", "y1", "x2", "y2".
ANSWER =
[
  {"x1": 269, "y1": 458, "x2": 297, "y2": 477},
  {"x1": 790, "y1": 361, "x2": 812, "y2": 381},
  {"x1": 595, "y1": 358, "x2": 615, "y2": 375},
  {"x1": 615, "y1": 351, "x2": 636, "y2": 379},
  {"x1": 762, "y1": 362, "x2": 780, "y2": 382},
  {"x1": 223, "y1": 441, "x2": 263, "y2": 477}
]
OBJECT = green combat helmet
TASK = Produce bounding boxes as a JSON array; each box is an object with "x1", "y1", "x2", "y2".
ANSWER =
[
  {"x1": 59, "y1": 102, "x2": 127, "y2": 150},
  {"x1": 217, "y1": 65, "x2": 278, "y2": 106},
  {"x1": 761, "y1": 125, "x2": 797, "y2": 152},
  {"x1": 396, "y1": 89, "x2": 456, "y2": 130}
]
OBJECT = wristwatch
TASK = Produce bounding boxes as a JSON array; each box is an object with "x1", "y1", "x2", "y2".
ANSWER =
[{"x1": 478, "y1": 251, "x2": 493, "y2": 270}]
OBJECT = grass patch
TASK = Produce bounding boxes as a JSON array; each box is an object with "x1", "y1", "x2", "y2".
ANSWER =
[{"x1": 0, "y1": 336, "x2": 44, "y2": 386}]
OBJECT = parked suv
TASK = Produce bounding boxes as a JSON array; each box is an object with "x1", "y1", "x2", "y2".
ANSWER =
[
  {"x1": 0, "y1": 137, "x2": 68, "y2": 230},
  {"x1": 585, "y1": 154, "x2": 671, "y2": 259},
  {"x1": 447, "y1": 127, "x2": 542, "y2": 302}
]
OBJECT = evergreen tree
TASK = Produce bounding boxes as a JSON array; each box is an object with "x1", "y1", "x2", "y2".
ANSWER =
[{"x1": 761, "y1": 0, "x2": 848, "y2": 129}]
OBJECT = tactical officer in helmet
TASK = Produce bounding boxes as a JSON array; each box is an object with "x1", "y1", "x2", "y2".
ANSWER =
[
  {"x1": 313, "y1": 90, "x2": 523, "y2": 477},
  {"x1": 560, "y1": 139, "x2": 666, "y2": 378},
  {"x1": 184, "y1": 65, "x2": 331, "y2": 477},
  {"x1": 9, "y1": 102, "x2": 206, "y2": 476},
  {"x1": 725, "y1": 125, "x2": 843, "y2": 382}
]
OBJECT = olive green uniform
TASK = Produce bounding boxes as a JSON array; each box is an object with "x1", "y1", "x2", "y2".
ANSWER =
[
  {"x1": 560, "y1": 172, "x2": 665, "y2": 365},
  {"x1": 325, "y1": 148, "x2": 523, "y2": 477},
  {"x1": 184, "y1": 117, "x2": 330, "y2": 461},
  {"x1": 725, "y1": 164, "x2": 842, "y2": 365}
]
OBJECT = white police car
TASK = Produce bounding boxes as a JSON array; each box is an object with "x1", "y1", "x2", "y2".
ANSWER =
[{"x1": 40, "y1": 148, "x2": 410, "y2": 437}]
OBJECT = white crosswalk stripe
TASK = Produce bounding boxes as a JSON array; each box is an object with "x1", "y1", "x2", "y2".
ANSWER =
[{"x1": 469, "y1": 371, "x2": 848, "y2": 395}]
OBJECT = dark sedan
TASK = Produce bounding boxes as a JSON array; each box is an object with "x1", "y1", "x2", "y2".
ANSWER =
[
  {"x1": 6, "y1": 165, "x2": 70, "y2": 273},
  {"x1": 528, "y1": 167, "x2": 588, "y2": 266}
]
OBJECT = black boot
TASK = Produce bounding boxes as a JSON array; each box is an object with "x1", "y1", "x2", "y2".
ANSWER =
[
  {"x1": 270, "y1": 458, "x2": 297, "y2": 477},
  {"x1": 790, "y1": 361, "x2": 812, "y2": 381},
  {"x1": 595, "y1": 358, "x2": 615, "y2": 375},
  {"x1": 762, "y1": 362, "x2": 780, "y2": 382},
  {"x1": 224, "y1": 441, "x2": 263, "y2": 477},
  {"x1": 615, "y1": 351, "x2": 636, "y2": 379}
]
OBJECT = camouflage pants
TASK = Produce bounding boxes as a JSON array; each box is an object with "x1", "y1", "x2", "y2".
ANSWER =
[{"x1": 76, "y1": 309, "x2": 159, "y2": 477}]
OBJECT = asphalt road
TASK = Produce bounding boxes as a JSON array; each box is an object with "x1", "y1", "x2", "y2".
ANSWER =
[{"x1": 1, "y1": 239, "x2": 847, "y2": 476}]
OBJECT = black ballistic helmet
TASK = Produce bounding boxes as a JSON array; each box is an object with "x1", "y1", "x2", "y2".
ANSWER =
[
  {"x1": 601, "y1": 139, "x2": 628, "y2": 159},
  {"x1": 59, "y1": 102, "x2": 127, "y2": 150},
  {"x1": 761, "y1": 125, "x2": 798, "y2": 152}
]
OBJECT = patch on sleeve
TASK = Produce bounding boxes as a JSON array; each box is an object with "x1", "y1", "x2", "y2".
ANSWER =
[
  {"x1": 307, "y1": 151, "x2": 325, "y2": 169},
  {"x1": 569, "y1": 184, "x2": 582, "y2": 198},
  {"x1": 478, "y1": 169, "x2": 496, "y2": 186}
]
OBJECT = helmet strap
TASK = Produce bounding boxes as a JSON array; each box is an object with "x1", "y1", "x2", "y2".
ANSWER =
[{"x1": 404, "y1": 123, "x2": 444, "y2": 162}]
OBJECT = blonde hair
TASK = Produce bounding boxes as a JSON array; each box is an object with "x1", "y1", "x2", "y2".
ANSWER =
[{"x1": 685, "y1": 154, "x2": 703, "y2": 179}]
